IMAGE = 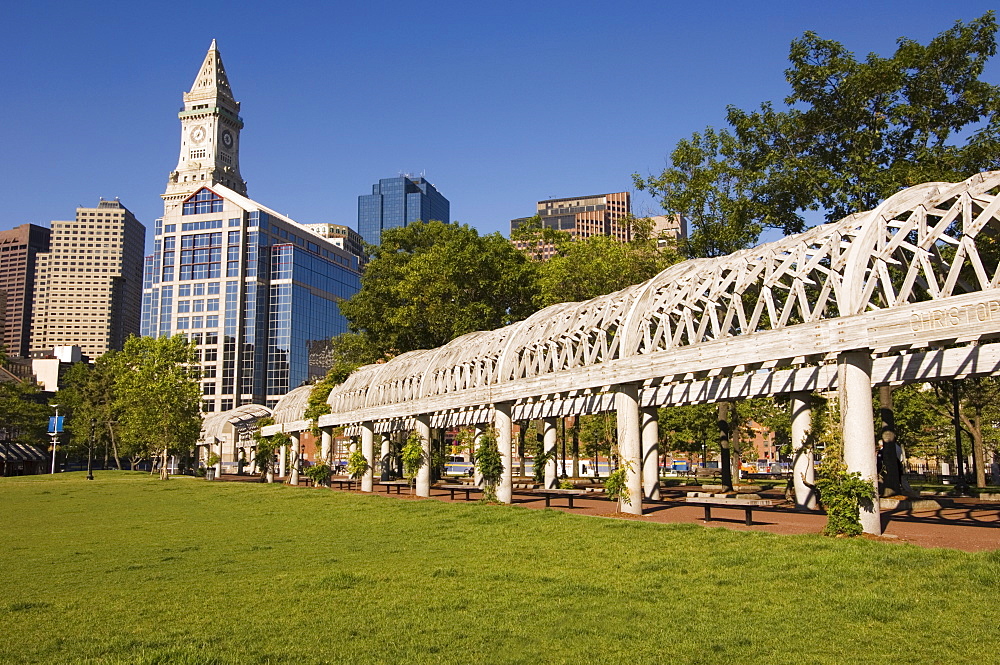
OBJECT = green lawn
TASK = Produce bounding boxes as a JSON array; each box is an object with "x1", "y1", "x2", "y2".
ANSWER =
[{"x1": 1, "y1": 473, "x2": 998, "y2": 665}]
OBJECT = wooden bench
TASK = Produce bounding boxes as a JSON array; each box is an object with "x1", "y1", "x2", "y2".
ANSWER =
[
  {"x1": 532, "y1": 488, "x2": 587, "y2": 508},
  {"x1": 377, "y1": 480, "x2": 410, "y2": 494},
  {"x1": 438, "y1": 484, "x2": 482, "y2": 501},
  {"x1": 330, "y1": 477, "x2": 355, "y2": 491},
  {"x1": 685, "y1": 496, "x2": 775, "y2": 526}
]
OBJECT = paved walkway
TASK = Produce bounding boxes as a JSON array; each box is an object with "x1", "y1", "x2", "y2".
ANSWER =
[{"x1": 220, "y1": 475, "x2": 1000, "y2": 552}]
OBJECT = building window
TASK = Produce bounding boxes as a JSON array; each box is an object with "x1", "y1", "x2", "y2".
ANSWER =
[{"x1": 182, "y1": 188, "x2": 224, "y2": 215}]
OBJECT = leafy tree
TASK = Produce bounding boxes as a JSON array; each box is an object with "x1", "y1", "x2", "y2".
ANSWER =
[
  {"x1": 346, "y1": 449, "x2": 369, "y2": 480},
  {"x1": 474, "y1": 427, "x2": 504, "y2": 502},
  {"x1": 729, "y1": 12, "x2": 1000, "y2": 227},
  {"x1": 340, "y1": 221, "x2": 539, "y2": 356},
  {"x1": 658, "y1": 404, "x2": 718, "y2": 463},
  {"x1": 0, "y1": 376, "x2": 50, "y2": 472},
  {"x1": 577, "y1": 413, "x2": 616, "y2": 467},
  {"x1": 401, "y1": 431, "x2": 426, "y2": 493},
  {"x1": 253, "y1": 417, "x2": 285, "y2": 483},
  {"x1": 637, "y1": 13, "x2": 1000, "y2": 254},
  {"x1": 634, "y1": 128, "x2": 765, "y2": 258},
  {"x1": 509, "y1": 214, "x2": 571, "y2": 261},
  {"x1": 114, "y1": 335, "x2": 201, "y2": 479},
  {"x1": 535, "y1": 216, "x2": 681, "y2": 306},
  {"x1": 55, "y1": 354, "x2": 124, "y2": 469}
]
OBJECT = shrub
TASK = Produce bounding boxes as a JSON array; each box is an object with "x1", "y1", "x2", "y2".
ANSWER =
[
  {"x1": 303, "y1": 462, "x2": 332, "y2": 487},
  {"x1": 346, "y1": 450, "x2": 369, "y2": 480},
  {"x1": 815, "y1": 469, "x2": 877, "y2": 536},
  {"x1": 475, "y1": 428, "x2": 504, "y2": 502}
]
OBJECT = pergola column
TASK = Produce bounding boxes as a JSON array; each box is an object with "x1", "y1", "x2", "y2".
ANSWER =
[
  {"x1": 278, "y1": 440, "x2": 287, "y2": 479},
  {"x1": 289, "y1": 431, "x2": 300, "y2": 486},
  {"x1": 495, "y1": 402, "x2": 513, "y2": 504},
  {"x1": 360, "y1": 421, "x2": 375, "y2": 492},
  {"x1": 213, "y1": 437, "x2": 222, "y2": 480},
  {"x1": 415, "y1": 415, "x2": 432, "y2": 497},
  {"x1": 543, "y1": 417, "x2": 558, "y2": 489},
  {"x1": 320, "y1": 428, "x2": 332, "y2": 466},
  {"x1": 641, "y1": 406, "x2": 660, "y2": 501},
  {"x1": 615, "y1": 383, "x2": 643, "y2": 516},
  {"x1": 473, "y1": 425, "x2": 483, "y2": 487},
  {"x1": 790, "y1": 392, "x2": 817, "y2": 510},
  {"x1": 839, "y1": 350, "x2": 880, "y2": 535}
]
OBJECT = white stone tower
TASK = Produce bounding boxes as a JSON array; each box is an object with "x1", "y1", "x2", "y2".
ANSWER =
[{"x1": 163, "y1": 39, "x2": 247, "y2": 213}]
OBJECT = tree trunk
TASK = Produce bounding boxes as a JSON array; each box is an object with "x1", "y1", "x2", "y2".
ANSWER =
[
  {"x1": 960, "y1": 409, "x2": 988, "y2": 488},
  {"x1": 160, "y1": 448, "x2": 169, "y2": 480},
  {"x1": 717, "y1": 402, "x2": 733, "y2": 491},
  {"x1": 878, "y1": 385, "x2": 914, "y2": 496},
  {"x1": 517, "y1": 425, "x2": 526, "y2": 477},
  {"x1": 107, "y1": 423, "x2": 123, "y2": 470},
  {"x1": 570, "y1": 417, "x2": 580, "y2": 478}
]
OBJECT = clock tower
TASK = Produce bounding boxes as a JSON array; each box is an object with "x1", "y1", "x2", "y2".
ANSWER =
[{"x1": 163, "y1": 39, "x2": 247, "y2": 212}]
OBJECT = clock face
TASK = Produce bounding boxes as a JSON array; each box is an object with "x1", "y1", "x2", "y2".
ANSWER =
[
  {"x1": 190, "y1": 126, "x2": 207, "y2": 144},
  {"x1": 221, "y1": 130, "x2": 234, "y2": 149}
]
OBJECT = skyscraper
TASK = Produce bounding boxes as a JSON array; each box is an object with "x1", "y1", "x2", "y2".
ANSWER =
[
  {"x1": 141, "y1": 41, "x2": 360, "y2": 411},
  {"x1": 0, "y1": 224, "x2": 50, "y2": 358},
  {"x1": 30, "y1": 200, "x2": 145, "y2": 359},
  {"x1": 358, "y1": 175, "x2": 450, "y2": 246}
]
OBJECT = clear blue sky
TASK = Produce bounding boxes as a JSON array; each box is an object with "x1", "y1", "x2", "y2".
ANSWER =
[{"x1": 2, "y1": 0, "x2": 997, "y2": 251}]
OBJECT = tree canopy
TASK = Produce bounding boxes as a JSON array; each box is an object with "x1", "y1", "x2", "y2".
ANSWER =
[
  {"x1": 339, "y1": 221, "x2": 539, "y2": 357},
  {"x1": 637, "y1": 12, "x2": 1000, "y2": 256}
]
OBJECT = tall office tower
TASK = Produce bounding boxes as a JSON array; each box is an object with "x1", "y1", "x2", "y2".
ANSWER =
[
  {"x1": 30, "y1": 200, "x2": 145, "y2": 359},
  {"x1": 358, "y1": 175, "x2": 450, "y2": 247},
  {"x1": 142, "y1": 41, "x2": 360, "y2": 412},
  {"x1": 302, "y1": 223, "x2": 366, "y2": 265},
  {"x1": 510, "y1": 192, "x2": 632, "y2": 259},
  {"x1": 0, "y1": 224, "x2": 50, "y2": 358}
]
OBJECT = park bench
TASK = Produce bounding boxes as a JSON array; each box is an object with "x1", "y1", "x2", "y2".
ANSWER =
[
  {"x1": 690, "y1": 468, "x2": 721, "y2": 483},
  {"x1": 685, "y1": 496, "x2": 775, "y2": 526},
  {"x1": 330, "y1": 477, "x2": 355, "y2": 491},
  {"x1": 377, "y1": 480, "x2": 410, "y2": 494},
  {"x1": 530, "y1": 488, "x2": 587, "y2": 508},
  {"x1": 438, "y1": 484, "x2": 483, "y2": 501}
]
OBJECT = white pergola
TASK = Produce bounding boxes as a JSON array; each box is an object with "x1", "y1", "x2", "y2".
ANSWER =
[{"x1": 279, "y1": 172, "x2": 1000, "y2": 533}]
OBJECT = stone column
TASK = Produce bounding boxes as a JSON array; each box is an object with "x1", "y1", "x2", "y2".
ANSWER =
[
  {"x1": 543, "y1": 417, "x2": 558, "y2": 488},
  {"x1": 473, "y1": 425, "x2": 484, "y2": 487},
  {"x1": 320, "y1": 428, "x2": 332, "y2": 466},
  {"x1": 278, "y1": 440, "x2": 287, "y2": 479},
  {"x1": 360, "y1": 421, "x2": 375, "y2": 492},
  {"x1": 790, "y1": 392, "x2": 817, "y2": 510},
  {"x1": 415, "y1": 415, "x2": 432, "y2": 497},
  {"x1": 641, "y1": 406, "x2": 660, "y2": 501},
  {"x1": 615, "y1": 384, "x2": 643, "y2": 516},
  {"x1": 213, "y1": 438, "x2": 223, "y2": 480},
  {"x1": 289, "y1": 432, "x2": 300, "y2": 486},
  {"x1": 839, "y1": 350, "x2": 880, "y2": 535},
  {"x1": 495, "y1": 402, "x2": 514, "y2": 504}
]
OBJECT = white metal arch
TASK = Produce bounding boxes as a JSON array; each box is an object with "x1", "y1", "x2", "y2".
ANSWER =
[{"x1": 320, "y1": 171, "x2": 1000, "y2": 430}]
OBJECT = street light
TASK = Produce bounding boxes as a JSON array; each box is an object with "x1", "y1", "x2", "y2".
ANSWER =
[
  {"x1": 49, "y1": 404, "x2": 60, "y2": 475},
  {"x1": 87, "y1": 419, "x2": 95, "y2": 481}
]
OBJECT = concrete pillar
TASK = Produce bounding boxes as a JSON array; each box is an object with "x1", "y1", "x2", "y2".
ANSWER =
[
  {"x1": 543, "y1": 417, "x2": 558, "y2": 488},
  {"x1": 790, "y1": 392, "x2": 817, "y2": 510},
  {"x1": 615, "y1": 384, "x2": 643, "y2": 515},
  {"x1": 278, "y1": 441, "x2": 287, "y2": 478},
  {"x1": 415, "y1": 415, "x2": 431, "y2": 497},
  {"x1": 360, "y1": 421, "x2": 375, "y2": 492},
  {"x1": 288, "y1": 432, "x2": 300, "y2": 485},
  {"x1": 495, "y1": 402, "x2": 513, "y2": 504},
  {"x1": 473, "y1": 425, "x2": 484, "y2": 487},
  {"x1": 320, "y1": 428, "x2": 332, "y2": 466},
  {"x1": 641, "y1": 406, "x2": 660, "y2": 501},
  {"x1": 839, "y1": 350, "x2": 880, "y2": 535}
]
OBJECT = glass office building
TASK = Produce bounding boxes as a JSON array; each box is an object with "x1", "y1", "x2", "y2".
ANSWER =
[
  {"x1": 358, "y1": 175, "x2": 450, "y2": 246},
  {"x1": 142, "y1": 187, "x2": 361, "y2": 411}
]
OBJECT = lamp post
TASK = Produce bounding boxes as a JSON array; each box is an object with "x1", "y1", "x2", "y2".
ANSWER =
[
  {"x1": 1, "y1": 426, "x2": 9, "y2": 478},
  {"x1": 49, "y1": 404, "x2": 60, "y2": 475},
  {"x1": 87, "y1": 419, "x2": 95, "y2": 481}
]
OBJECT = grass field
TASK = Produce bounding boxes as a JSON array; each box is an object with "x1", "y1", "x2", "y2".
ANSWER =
[{"x1": 1, "y1": 472, "x2": 998, "y2": 665}]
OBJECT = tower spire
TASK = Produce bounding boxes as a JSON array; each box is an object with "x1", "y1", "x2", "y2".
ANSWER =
[
  {"x1": 163, "y1": 41, "x2": 247, "y2": 207},
  {"x1": 188, "y1": 39, "x2": 234, "y2": 102}
]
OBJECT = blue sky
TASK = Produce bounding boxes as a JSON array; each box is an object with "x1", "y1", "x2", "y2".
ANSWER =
[{"x1": 2, "y1": 0, "x2": 998, "y2": 251}]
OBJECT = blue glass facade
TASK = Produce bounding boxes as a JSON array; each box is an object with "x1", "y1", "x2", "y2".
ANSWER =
[
  {"x1": 141, "y1": 186, "x2": 361, "y2": 412},
  {"x1": 358, "y1": 176, "x2": 450, "y2": 246}
]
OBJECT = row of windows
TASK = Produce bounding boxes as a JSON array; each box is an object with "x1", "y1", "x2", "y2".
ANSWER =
[
  {"x1": 176, "y1": 316, "x2": 219, "y2": 329},
  {"x1": 182, "y1": 189, "x2": 224, "y2": 215},
  {"x1": 181, "y1": 219, "x2": 222, "y2": 232}
]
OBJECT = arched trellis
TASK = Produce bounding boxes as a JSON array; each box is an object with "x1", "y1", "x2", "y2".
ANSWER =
[{"x1": 315, "y1": 172, "x2": 1000, "y2": 533}]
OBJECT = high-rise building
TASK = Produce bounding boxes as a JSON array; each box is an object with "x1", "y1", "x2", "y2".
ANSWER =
[
  {"x1": 141, "y1": 41, "x2": 361, "y2": 412},
  {"x1": 30, "y1": 200, "x2": 145, "y2": 359},
  {"x1": 358, "y1": 175, "x2": 450, "y2": 247},
  {"x1": 510, "y1": 192, "x2": 686, "y2": 259},
  {"x1": 302, "y1": 223, "x2": 366, "y2": 264},
  {"x1": 0, "y1": 224, "x2": 50, "y2": 358}
]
